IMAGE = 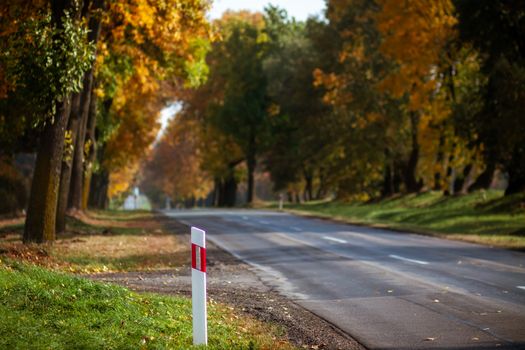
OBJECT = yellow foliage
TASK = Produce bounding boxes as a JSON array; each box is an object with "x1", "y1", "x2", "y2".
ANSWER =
[
  {"x1": 97, "y1": 0, "x2": 213, "y2": 201},
  {"x1": 376, "y1": 0, "x2": 457, "y2": 111},
  {"x1": 109, "y1": 162, "x2": 139, "y2": 198},
  {"x1": 143, "y1": 116, "x2": 213, "y2": 201}
]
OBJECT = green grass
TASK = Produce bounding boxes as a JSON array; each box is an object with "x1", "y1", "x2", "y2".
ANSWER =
[
  {"x1": 65, "y1": 215, "x2": 144, "y2": 235},
  {"x1": 88, "y1": 209, "x2": 154, "y2": 222},
  {"x1": 279, "y1": 191, "x2": 525, "y2": 249},
  {"x1": 0, "y1": 211, "x2": 185, "y2": 273},
  {"x1": 0, "y1": 260, "x2": 292, "y2": 349}
]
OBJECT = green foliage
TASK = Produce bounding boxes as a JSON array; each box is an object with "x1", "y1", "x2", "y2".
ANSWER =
[
  {"x1": 183, "y1": 38, "x2": 211, "y2": 88},
  {"x1": 1, "y1": 11, "x2": 94, "y2": 123},
  {"x1": 0, "y1": 8, "x2": 94, "y2": 155},
  {"x1": 210, "y1": 18, "x2": 270, "y2": 153},
  {"x1": 263, "y1": 9, "x2": 325, "y2": 192}
]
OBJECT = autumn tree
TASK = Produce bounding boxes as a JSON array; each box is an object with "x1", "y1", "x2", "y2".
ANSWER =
[
  {"x1": 71, "y1": 0, "x2": 211, "y2": 209},
  {"x1": 0, "y1": 0, "x2": 211, "y2": 241},
  {"x1": 142, "y1": 115, "x2": 213, "y2": 207},
  {"x1": 312, "y1": 0, "x2": 405, "y2": 199},
  {"x1": 374, "y1": 0, "x2": 458, "y2": 193},
  {"x1": 56, "y1": 0, "x2": 105, "y2": 233},
  {"x1": 455, "y1": 0, "x2": 525, "y2": 194},
  {"x1": 12, "y1": 0, "x2": 94, "y2": 243}
]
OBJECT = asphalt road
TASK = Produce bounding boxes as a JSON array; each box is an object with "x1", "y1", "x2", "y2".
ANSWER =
[{"x1": 164, "y1": 209, "x2": 525, "y2": 350}]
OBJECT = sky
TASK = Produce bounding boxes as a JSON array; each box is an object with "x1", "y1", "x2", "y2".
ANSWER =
[{"x1": 209, "y1": 0, "x2": 326, "y2": 21}]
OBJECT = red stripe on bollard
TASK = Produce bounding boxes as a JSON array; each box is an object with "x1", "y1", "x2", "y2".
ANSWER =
[
  {"x1": 200, "y1": 246, "x2": 206, "y2": 273},
  {"x1": 191, "y1": 243, "x2": 206, "y2": 272}
]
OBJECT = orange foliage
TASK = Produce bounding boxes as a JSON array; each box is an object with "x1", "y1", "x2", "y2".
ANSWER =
[
  {"x1": 143, "y1": 116, "x2": 213, "y2": 201},
  {"x1": 376, "y1": 0, "x2": 456, "y2": 110},
  {"x1": 0, "y1": 0, "x2": 47, "y2": 98},
  {"x1": 99, "y1": 0, "x2": 213, "y2": 199}
]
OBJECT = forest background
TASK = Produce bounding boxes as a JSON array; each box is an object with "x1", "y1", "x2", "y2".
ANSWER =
[{"x1": 1, "y1": 0, "x2": 524, "y2": 243}]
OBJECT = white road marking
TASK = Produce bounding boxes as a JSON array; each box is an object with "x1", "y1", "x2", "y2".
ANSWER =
[
  {"x1": 259, "y1": 220, "x2": 270, "y2": 225},
  {"x1": 389, "y1": 254, "x2": 429, "y2": 265},
  {"x1": 323, "y1": 236, "x2": 347, "y2": 244},
  {"x1": 517, "y1": 286, "x2": 525, "y2": 291},
  {"x1": 291, "y1": 227, "x2": 303, "y2": 232}
]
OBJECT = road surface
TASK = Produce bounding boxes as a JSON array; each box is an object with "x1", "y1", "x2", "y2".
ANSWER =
[{"x1": 164, "y1": 209, "x2": 525, "y2": 350}]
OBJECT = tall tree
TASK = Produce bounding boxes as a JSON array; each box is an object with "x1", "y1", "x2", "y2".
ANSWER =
[
  {"x1": 84, "y1": 0, "x2": 211, "y2": 208},
  {"x1": 455, "y1": 0, "x2": 525, "y2": 194},
  {"x1": 210, "y1": 12, "x2": 271, "y2": 204},
  {"x1": 375, "y1": 0, "x2": 457, "y2": 193},
  {"x1": 263, "y1": 7, "x2": 332, "y2": 200},
  {"x1": 23, "y1": 0, "x2": 94, "y2": 243},
  {"x1": 56, "y1": 0, "x2": 104, "y2": 233}
]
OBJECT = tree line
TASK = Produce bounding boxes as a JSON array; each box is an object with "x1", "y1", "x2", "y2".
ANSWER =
[
  {"x1": 1, "y1": 0, "x2": 211, "y2": 242},
  {"x1": 144, "y1": 0, "x2": 525, "y2": 207}
]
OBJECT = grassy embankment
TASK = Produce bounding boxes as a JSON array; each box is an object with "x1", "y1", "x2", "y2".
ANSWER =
[
  {"x1": 278, "y1": 190, "x2": 525, "y2": 250},
  {"x1": 0, "y1": 211, "x2": 293, "y2": 349}
]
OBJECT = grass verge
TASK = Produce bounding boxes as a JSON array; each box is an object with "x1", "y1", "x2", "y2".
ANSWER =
[
  {"x1": 0, "y1": 212, "x2": 294, "y2": 349},
  {"x1": 0, "y1": 260, "x2": 292, "y2": 349},
  {"x1": 278, "y1": 190, "x2": 525, "y2": 250},
  {"x1": 0, "y1": 211, "x2": 186, "y2": 273}
]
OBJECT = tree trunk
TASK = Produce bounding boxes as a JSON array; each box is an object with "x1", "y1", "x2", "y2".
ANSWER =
[
  {"x1": 69, "y1": 74, "x2": 95, "y2": 210},
  {"x1": 246, "y1": 130, "x2": 256, "y2": 204},
  {"x1": 246, "y1": 156, "x2": 255, "y2": 204},
  {"x1": 382, "y1": 161, "x2": 394, "y2": 197},
  {"x1": 468, "y1": 161, "x2": 495, "y2": 192},
  {"x1": 23, "y1": 0, "x2": 77, "y2": 243},
  {"x1": 505, "y1": 146, "x2": 525, "y2": 195},
  {"x1": 56, "y1": 93, "x2": 82, "y2": 234},
  {"x1": 88, "y1": 169, "x2": 109, "y2": 209},
  {"x1": 24, "y1": 99, "x2": 72, "y2": 243},
  {"x1": 80, "y1": 4, "x2": 103, "y2": 209},
  {"x1": 315, "y1": 167, "x2": 326, "y2": 200},
  {"x1": 82, "y1": 85, "x2": 99, "y2": 209},
  {"x1": 212, "y1": 179, "x2": 219, "y2": 207},
  {"x1": 304, "y1": 170, "x2": 313, "y2": 201},
  {"x1": 381, "y1": 149, "x2": 395, "y2": 197},
  {"x1": 433, "y1": 133, "x2": 445, "y2": 191},
  {"x1": 223, "y1": 175, "x2": 237, "y2": 207},
  {"x1": 505, "y1": 172, "x2": 525, "y2": 195},
  {"x1": 217, "y1": 176, "x2": 237, "y2": 207},
  {"x1": 453, "y1": 163, "x2": 474, "y2": 195},
  {"x1": 68, "y1": 1, "x2": 102, "y2": 210},
  {"x1": 404, "y1": 111, "x2": 421, "y2": 193},
  {"x1": 459, "y1": 163, "x2": 476, "y2": 194}
]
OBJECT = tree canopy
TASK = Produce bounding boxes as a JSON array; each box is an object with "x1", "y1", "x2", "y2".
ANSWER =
[{"x1": 1, "y1": 0, "x2": 523, "y2": 239}]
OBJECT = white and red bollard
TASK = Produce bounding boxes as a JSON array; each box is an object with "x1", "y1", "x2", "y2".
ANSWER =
[{"x1": 191, "y1": 227, "x2": 207, "y2": 345}]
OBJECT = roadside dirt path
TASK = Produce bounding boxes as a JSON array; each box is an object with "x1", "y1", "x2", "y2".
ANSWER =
[{"x1": 89, "y1": 218, "x2": 364, "y2": 350}]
